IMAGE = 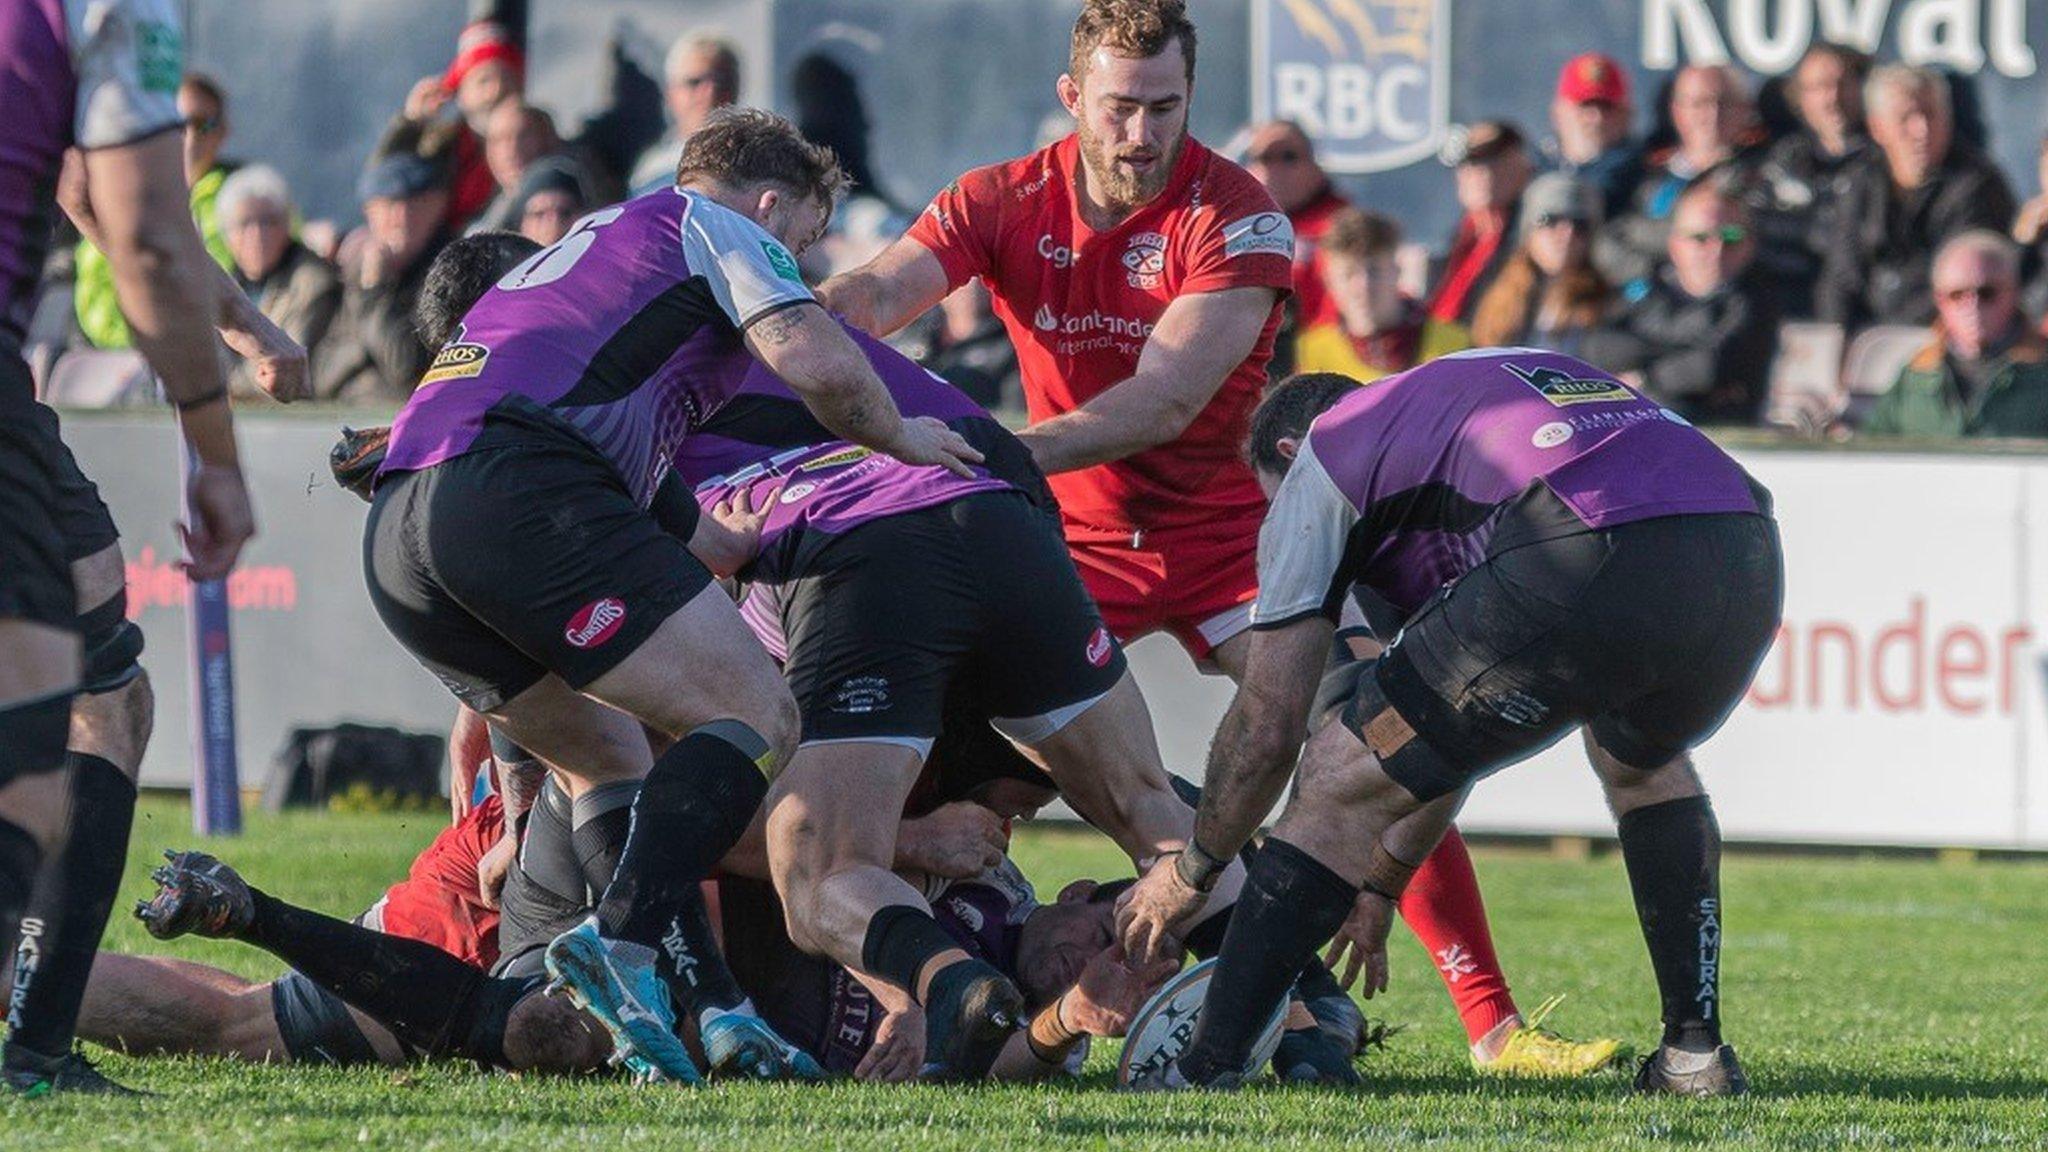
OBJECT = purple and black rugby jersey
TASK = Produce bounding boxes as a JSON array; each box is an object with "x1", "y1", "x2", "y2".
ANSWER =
[
  {"x1": 377, "y1": 188, "x2": 814, "y2": 505},
  {"x1": 673, "y1": 325, "x2": 1022, "y2": 583},
  {"x1": 1253, "y1": 348, "x2": 1765, "y2": 625},
  {"x1": 1, "y1": 0, "x2": 184, "y2": 351}
]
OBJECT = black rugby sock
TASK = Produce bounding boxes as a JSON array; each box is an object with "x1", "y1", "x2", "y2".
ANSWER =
[
  {"x1": 1616, "y1": 795, "x2": 1725, "y2": 1051},
  {"x1": 591, "y1": 724, "x2": 768, "y2": 1015},
  {"x1": 1181, "y1": 837, "x2": 1356, "y2": 1083},
  {"x1": 861, "y1": 904, "x2": 967, "y2": 1003},
  {"x1": 242, "y1": 885, "x2": 510, "y2": 1061},
  {"x1": 0, "y1": 819, "x2": 41, "y2": 991},
  {"x1": 5, "y1": 754, "x2": 135, "y2": 1058}
]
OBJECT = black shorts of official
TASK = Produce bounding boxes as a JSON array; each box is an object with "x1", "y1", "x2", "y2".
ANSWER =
[
  {"x1": 1342, "y1": 481, "x2": 1784, "y2": 802},
  {"x1": 363, "y1": 432, "x2": 714, "y2": 713},
  {"x1": 0, "y1": 355, "x2": 119, "y2": 629},
  {"x1": 271, "y1": 969, "x2": 390, "y2": 1066},
  {"x1": 774, "y1": 490, "x2": 1128, "y2": 747}
]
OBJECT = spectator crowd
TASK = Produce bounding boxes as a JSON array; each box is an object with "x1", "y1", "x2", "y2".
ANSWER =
[{"x1": 24, "y1": 22, "x2": 2048, "y2": 441}]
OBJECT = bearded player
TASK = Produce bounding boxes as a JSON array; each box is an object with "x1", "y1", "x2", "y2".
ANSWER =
[{"x1": 820, "y1": 0, "x2": 1616, "y2": 1074}]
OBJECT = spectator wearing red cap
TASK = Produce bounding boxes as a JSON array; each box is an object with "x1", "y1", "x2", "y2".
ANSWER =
[
  {"x1": 1546, "y1": 52, "x2": 1643, "y2": 218},
  {"x1": 388, "y1": 20, "x2": 527, "y2": 233},
  {"x1": 1242, "y1": 119, "x2": 1350, "y2": 376}
]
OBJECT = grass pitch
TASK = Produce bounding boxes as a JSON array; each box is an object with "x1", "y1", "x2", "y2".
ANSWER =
[{"x1": 4, "y1": 797, "x2": 2044, "y2": 1150}]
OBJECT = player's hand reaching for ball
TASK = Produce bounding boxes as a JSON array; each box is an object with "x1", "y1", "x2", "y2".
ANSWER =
[
  {"x1": 1062, "y1": 944, "x2": 1180, "y2": 1037},
  {"x1": 885, "y1": 416, "x2": 984, "y2": 479},
  {"x1": 1114, "y1": 854, "x2": 1205, "y2": 966},
  {"x1": 1322, "y1": 889, "x2": 1395, "y2": 998}
]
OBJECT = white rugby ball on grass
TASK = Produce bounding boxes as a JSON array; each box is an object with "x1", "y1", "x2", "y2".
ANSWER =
[{"x1": 1116, "y1": 957, "x2": 1286, "y2": 1090}]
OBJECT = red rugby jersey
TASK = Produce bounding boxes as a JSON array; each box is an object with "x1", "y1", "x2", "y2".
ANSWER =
[{"x1": 906, "y1": 134, "x2": 1293, "y2": 532}]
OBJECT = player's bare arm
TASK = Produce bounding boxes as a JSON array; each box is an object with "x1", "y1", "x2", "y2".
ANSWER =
[
  {"x1": 77, "y1": 134, "x2": 255, "y2": 581},
  {"x1": 744, "y1": 302, "x2": 984, "y2": 478},
  {"x1": 1115, "y1": 615, "x2": 1328, "y2": 963},
  {"x1": 816, "y1": 237, "x2": 952, "y2": 338},
  {"x1": 59, "y1": 150, "x2": 310, "y2": 404},
  {"x1": 1016, "y1": 285, "x2": 1278, "y2": 475}
]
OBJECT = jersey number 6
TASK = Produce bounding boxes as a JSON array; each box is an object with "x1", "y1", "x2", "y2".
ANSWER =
[{"x1": 497, "y1": 205, "x2": 628, "y2": 292}]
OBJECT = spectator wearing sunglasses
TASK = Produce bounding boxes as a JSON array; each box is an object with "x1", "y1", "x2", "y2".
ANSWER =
[
  {"x1": 1594, "y1": 65, "x2": 1762, "y2": 302},
  {"x1": 1817, "y1": 64, "x2": 2016, "y2": 333},
  {"x1": 1583, "y1": 180, "x2": 1777, "y2": 425},
  {"x1": 1293, "y1": 207, "x2": 1468, "y2": 381},
  {"x1": 1863, "y1": 230, "x2": 2048, "y2": 439},
  {"x1": 1470, "y1": 174, "x2": 1613, "y2": 356},
  {"x1": 1242, "y1": 120, "x2": 1351, "y2": 336},
  {"x1": 73, "y1": 73, "x2": 237, "y2": 350}
]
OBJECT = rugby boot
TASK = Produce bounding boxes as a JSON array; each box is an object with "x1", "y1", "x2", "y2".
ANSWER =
[
  {"x1": 700, "y1": 1008, "x2": 826, "y2": 1081},
  {"x1": 1271, "y1": 1025, "x2": 1362, "y2": 1085},
  {"x1": 1473, "y1": 994, "x2": 1628, "y2": 1078},
  {"x1": 543, "y1": 918, "x2": 703, "y2": 1085},
  {"x1": 918, "y1": 959, "x2": 1025, "y2": 1082},
  {"x1": 2, "y1": 1046, "x2": 147, "y2": 1097},
  {"x1": 1634, "y1": 1043, "x2": 1750, "y2": 1097},
  {"x1": 132, "y1": 849, "x2": 254, "y2": 940}
]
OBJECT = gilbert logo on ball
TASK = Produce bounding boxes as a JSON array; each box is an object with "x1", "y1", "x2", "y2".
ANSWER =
[
  {"x1": 564, "y1": 598, "x2": 627, "y2": 649},
  {"x1": 1117, "y1": 958, "x2": 1286, "y2": 1090}
]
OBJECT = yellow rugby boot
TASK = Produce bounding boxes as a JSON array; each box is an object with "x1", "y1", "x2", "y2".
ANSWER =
[{"x1": 1471, "y1": 995, "x2": 1628, "y2": 1078}]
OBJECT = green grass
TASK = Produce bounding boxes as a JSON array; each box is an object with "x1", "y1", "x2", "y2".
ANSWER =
[{"x1": 6, "y1": 797, "x2": 2045, "y2": 1149}]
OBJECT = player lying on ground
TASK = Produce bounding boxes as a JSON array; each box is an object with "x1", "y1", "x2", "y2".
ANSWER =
[
  {"x1": 823, "y1": 0, "x2": 1618, "y2": 1076},
  {"x1": 362, "y1": 107, "x2": 990, "y2": 1084},
  {"x1": 36, "y1": 767, "x2": 1169, "y2": 1081},
  {"x1": 1118, "y1": 358, "x2": 1783, "y2": 1096}
]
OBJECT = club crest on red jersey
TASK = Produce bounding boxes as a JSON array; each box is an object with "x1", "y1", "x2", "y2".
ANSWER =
[{"x1": 1123, "y1": 232, "x2": 1168, "y2": 289}]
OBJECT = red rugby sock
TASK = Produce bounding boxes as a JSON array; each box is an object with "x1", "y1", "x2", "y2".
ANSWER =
[{"x1": 1397, "y1": 827, "x2": 1518, "y2": 1042}]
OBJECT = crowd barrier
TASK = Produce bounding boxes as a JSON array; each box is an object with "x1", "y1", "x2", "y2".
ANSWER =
[{"x1": 65, "y1": 409, "x2": 2048, "y2": 850}]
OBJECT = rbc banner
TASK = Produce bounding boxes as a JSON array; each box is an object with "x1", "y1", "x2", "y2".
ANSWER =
[{"x1": 1252, "y1": 0, "x2": 1451, "y2": 174}]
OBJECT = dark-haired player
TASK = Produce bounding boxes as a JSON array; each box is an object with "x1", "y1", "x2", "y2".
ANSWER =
[
  {"x1": 361, "y1": 107, "x2": 983, "y2": 1084},
  {"x1": 1120, "y1": 356, "x2": 1782, "y2": 1096}
]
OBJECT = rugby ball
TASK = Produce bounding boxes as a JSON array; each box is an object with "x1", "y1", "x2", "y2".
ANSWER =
[{"x1": 1116, "y1": 957, "x2": 1286, "y2": 1090}]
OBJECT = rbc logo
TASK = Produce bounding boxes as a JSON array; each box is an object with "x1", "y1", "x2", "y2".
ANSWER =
[{"x1": 1253, "y1": 0, "x2": 1449, "y2": 174}]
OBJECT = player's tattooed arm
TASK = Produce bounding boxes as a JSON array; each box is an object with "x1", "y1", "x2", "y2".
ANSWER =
[{"x1": 745, "y1": 303, "x2": 984, "y2": 478}]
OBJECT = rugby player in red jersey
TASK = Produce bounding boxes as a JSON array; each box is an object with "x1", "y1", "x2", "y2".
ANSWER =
[{"x1": 822, "y1": 0, "x2": 1619, "y2": 1075}]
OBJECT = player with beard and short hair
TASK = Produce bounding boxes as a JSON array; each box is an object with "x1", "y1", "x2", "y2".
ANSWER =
[
  {"x1": 821, "y1": 0, "x2": 1621, "y2": 1075},
  {"x1": 1118, "y1": 358, "x2": 1782, "y2": 1097}
]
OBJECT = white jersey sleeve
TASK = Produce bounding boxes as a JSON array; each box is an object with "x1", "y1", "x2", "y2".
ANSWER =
[
  {"x1": 66, "y1": 0, "x2": 184, "y2": 150},
  {"x1": 1249, "y1": 437, "x2": 1362, "y2": 629},
  {"x1": 678, "y1": 196, "x2": 816, "y2": 329}
]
